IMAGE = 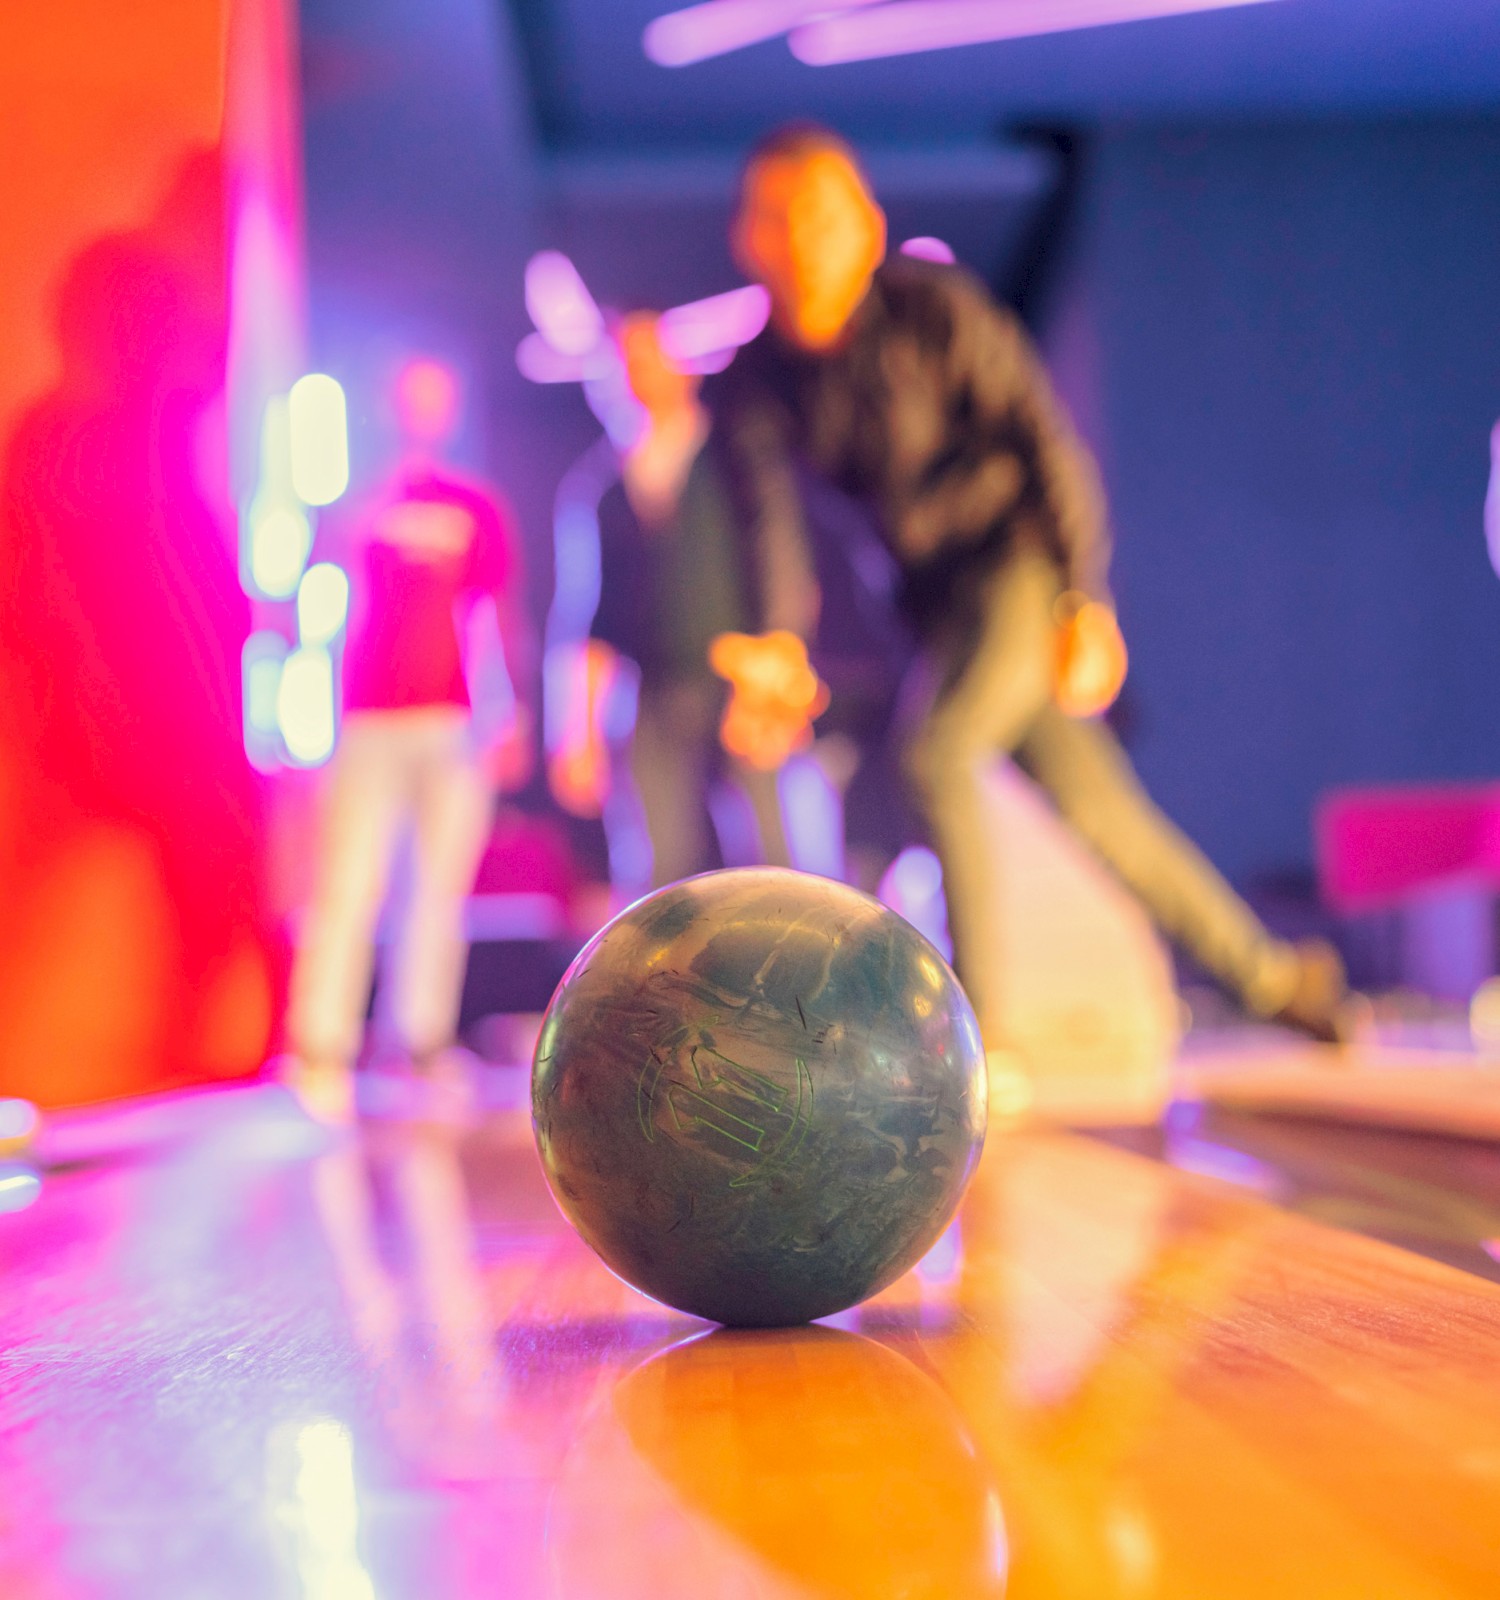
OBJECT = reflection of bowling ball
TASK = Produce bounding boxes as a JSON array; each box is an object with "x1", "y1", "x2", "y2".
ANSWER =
[
  {"x1": 547, "y1": 1327, "x2": 1006, "y2": 1599},
  {"x1": 532, "y1": 868, "x2": 987, "y2": 1326}
]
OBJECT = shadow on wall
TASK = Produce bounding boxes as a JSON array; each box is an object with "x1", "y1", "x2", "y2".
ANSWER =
[{"x1": 0, "y1": 152, "x2": 275, "y2": 1108}]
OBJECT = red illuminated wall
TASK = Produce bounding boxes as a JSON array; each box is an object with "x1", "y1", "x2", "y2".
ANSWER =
[{"x1": 0, "y1": 3, "x2": 300, "y2": 1106}]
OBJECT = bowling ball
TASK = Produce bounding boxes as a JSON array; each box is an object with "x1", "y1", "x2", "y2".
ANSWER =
[{"x1": 531, "y1": 868, "x2": 987, "y2": 1327}]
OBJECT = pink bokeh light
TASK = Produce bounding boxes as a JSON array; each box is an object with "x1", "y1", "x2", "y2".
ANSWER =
[
  {"x1": 524, "y1": 251, "x2": 605, "y2": 357},
  {"x1": 396, "y1": 357, "x2": 461, "y2": 444},
  {"x1": 657, "y1": 284, "x2": 770, "y2": 363},
  {"x1": 900, "y1": 236, "x2": 957, "y2": 265}
]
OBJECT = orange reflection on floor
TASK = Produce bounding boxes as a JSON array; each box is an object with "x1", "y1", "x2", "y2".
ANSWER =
[{"x1": 5, "y1": 1079, "x2": 1500, "y2": 1596}]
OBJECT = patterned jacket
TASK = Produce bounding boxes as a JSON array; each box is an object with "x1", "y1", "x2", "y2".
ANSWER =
[{"x1": 708, "y1": 256, "x2": 1110, "y2": 639}]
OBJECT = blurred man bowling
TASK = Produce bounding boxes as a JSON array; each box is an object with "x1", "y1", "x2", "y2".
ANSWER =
[{"x1": 710, "y1": 125, "x2": 1355, "y2": 1052}]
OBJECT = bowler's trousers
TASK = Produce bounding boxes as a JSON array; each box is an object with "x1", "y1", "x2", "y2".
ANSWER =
[{"x1": 904, "y1": 543, "x2": 1298, "y2": 1046}]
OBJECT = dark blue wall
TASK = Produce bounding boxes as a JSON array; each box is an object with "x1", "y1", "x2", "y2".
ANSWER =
[{"x1": 1068, "y1": 118, "x2": 1500, "y2": 886}]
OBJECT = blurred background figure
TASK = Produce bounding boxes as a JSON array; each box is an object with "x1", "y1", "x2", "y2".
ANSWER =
[
  {"x1": 284, "y1": 359, "x2": 532, "y2": 1119},
  {"x1": 712, "y1": 125, "x2": 1354, "y2": 1058},
  {"x1": 0, "y1": 152, "x2": 275, "y2": 1108},
  {"x1": 553, "y1": 311, "x2": 810, "y2": 897}
]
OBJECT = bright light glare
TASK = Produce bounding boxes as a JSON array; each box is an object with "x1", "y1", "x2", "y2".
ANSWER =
[
  {"x1": 900, "y1": 236, "x2": 957, "y2": 264},
  {"x1": 915, "y1": 1218, "x2": 963, "y2": 1285},
  {"x1": 790, "y1": 0, "x2": 1283, "y2": 63},
  {"x1": 879, "y1": 845, "x2": 952, "y2": 959},
  {"x1": 658, "y1": 285, "x2": 770, "y2": 362},
  {"x1": 778, "y1": 753, "x2": 844, "y2": 880},
  {"x1": 243, "y1": 633, "x2": 288, "y2": 772},
  {"x1": 244, "y1": 634, "x2": 287, "y2": 732},
  {"x1": 644, "y1": 0, "x2": 875, "y2": 66},
  {"x1": 277, "y1": 646, "x2": 337, "y2": 766},
  {"x1": 516, "y1": 332, "x2": 597, "y2": 385},
  {"x1": 288, "y1": 374, "x2": 350, "y2": 507},
  {"x1": 249, "y1": 501, "x2": 312, "y2": 598},
  {"x1": 524, "y1": 251, "x2": 605, "y2": 356},
  {"x1": 295, "y1": 1421, "x2": 360, "y2": 1550},
  {"x1": 0, "y1": 1100, "x2": 38, "y2": 1143},
  {"x1": 297, "y1": 563, "x2": 350, "y2": 646},
  {"x1": 0, "y1": 1165, "x2": 41, "y2": 1215},
  {"x1": 284, "y1": 1419, "x2": 376, "y2": 1600}
]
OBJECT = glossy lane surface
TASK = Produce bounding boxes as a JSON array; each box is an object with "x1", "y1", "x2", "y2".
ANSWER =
[{"x1": 4, "y1": 1077, "x2": 1500, "y2": 1596}]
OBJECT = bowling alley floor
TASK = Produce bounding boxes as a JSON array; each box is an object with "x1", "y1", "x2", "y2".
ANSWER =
[{"x1": 7, "y1": 1050, "x2": 1500, "y2": 1597}]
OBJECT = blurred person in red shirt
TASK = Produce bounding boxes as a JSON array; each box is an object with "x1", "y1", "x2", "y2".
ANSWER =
[{"x1": 285, "y1": 360, "x2": 531, "y2": 1120}]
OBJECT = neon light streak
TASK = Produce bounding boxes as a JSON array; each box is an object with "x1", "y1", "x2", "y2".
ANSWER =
[
  {"x1": 277, "y1": 645, "x2": 337, "y2": 767},
  {"x1": 288, "y1": 374, "x2": 349, "y2": 506},
  {"x1": 790, "y1": 0, "x2": 1284, "y2": 64},
  {"x1": 249, "y1": 500, "x2": 312, "y2": 598},
  {"x1": 657, "y1": 284, "x2": 770, "y2": 363},
  {"x1": 524, "y1": 251, "x2": 605, "y2": 357},
  {"x1": 243, "y1": 631, "x2": 287, "y2": 731},
  {"x1": 296, "y1": 563, "x2": 350, "y2": 647},
  {"x1": 516, "y1": 332, "x2": 598, "y2": 384},
  {"x1": 0, "y1": 1166, "x2": 41, "y2": 1215},
  {"x1": 644, "y1": 0, "x2": 878, "y2": 67},
  {"x1": 243, "y1": 636, "x2": 286, "y2": 774}
]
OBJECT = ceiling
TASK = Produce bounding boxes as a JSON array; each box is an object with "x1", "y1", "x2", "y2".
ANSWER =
[{"x1": 508, "y1": 0, "x2": 1500, "y2": 151}]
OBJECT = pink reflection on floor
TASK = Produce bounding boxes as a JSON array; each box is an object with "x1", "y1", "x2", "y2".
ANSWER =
[{"x1": 0, "y1": 1080, "x2": 694, "y2": 1598}]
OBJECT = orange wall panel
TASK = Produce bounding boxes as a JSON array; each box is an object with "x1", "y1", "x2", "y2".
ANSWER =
[{"x1": 0, "y1": 1, "x2": 300, "y2": 1106}]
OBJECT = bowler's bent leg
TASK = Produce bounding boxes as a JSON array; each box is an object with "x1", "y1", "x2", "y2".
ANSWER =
[
  {"x1": 1017, "y1": 707, "x2": 1298, "y2": 1017},
  {"x1": 903, "y1": 551, "x2": 1059, "y2": 1045}
]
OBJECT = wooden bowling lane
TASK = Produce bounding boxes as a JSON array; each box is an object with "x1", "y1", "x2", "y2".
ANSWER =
[
  {"x1": 1101, "y1": 1097, "x2": 1500, "y2": 1287},
  {"x1": 4, "y1": 1080, "x2": 1500, "y2": 1596}
]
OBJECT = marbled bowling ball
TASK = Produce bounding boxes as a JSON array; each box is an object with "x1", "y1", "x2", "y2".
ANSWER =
[{"x1": 531, "y1": 868, "x2": 988, "y2": 1327}]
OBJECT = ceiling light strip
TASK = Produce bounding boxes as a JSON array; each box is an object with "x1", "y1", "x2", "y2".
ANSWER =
[
  {"x1": 645, "y1": 0, "x2": 879, "y2": 67},
  {"x1": 791, "y1": 0, "x2": 1283, "y2": 65}
]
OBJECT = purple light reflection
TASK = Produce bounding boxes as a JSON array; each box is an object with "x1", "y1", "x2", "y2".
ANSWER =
[
  {"x1": 644, "y1": 0, "x2": 877, "y2": 67},
  {"x1": 524, "y1": 251, "x2": 605, "y2": 357},
  {"x1": 657, "y1": 284, "x2": 770, "y2": 363},
  {"x1": 900, "y1": 236, "x2": 957, "y2": 265},
  {"x1": 515, "y1": 331, "x2": 598, "y2": 384}
]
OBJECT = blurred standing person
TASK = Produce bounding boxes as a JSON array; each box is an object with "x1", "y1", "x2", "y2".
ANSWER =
[
  {"x1": 586, "y1": 313, "x2": 801, "y2": 890},
  {"x1": 286, "y1": 361, "x2": 531, "y2": 1121},
  {"x1": 710, "y1": 125, "x2": 1353, "y2": 1050}
]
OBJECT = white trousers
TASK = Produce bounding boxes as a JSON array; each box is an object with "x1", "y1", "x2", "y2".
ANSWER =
[{"x1": 287, "y1": 707, "x2": 494, "y2": 1064}]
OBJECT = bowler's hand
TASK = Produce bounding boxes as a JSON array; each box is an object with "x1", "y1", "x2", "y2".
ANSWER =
[
  {"x1": 709, "y1": 630, "x2": 830, "y2": 773},
  {"x1": 1054, "y1": 595, "x2": 1128, "y2": 719}
]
